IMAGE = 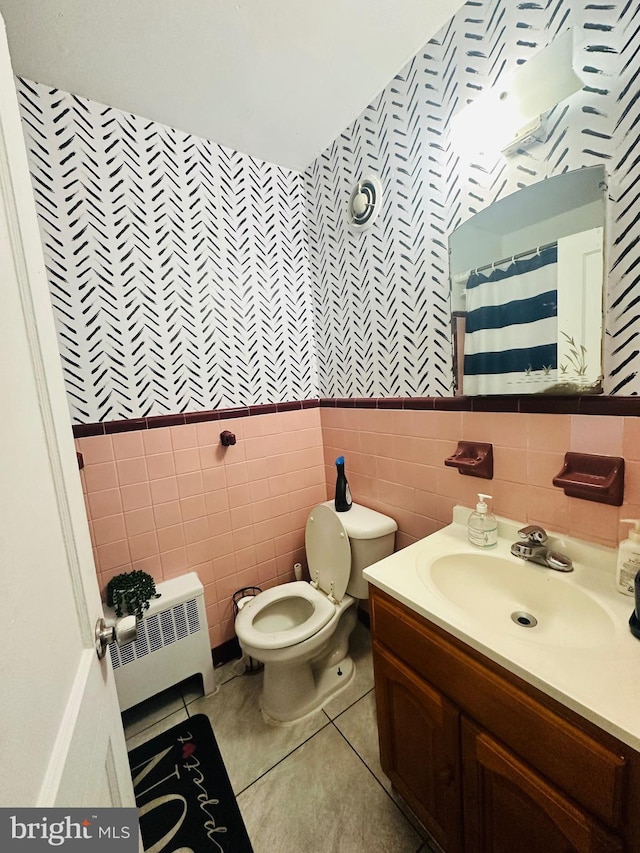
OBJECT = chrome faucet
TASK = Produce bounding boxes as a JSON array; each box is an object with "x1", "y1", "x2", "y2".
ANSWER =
[{"x1": 510, "y1": 525, "x2": 573, "y2": 572}]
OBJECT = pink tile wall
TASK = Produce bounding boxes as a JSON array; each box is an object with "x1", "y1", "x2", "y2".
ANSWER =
[
  {"x1": 321, "y1": 408, "x2": 640, "y2": 552},
  {"x1": 77, "y1": 408, "x2": 327, "y2": 649},
  {"x1": 77, "y1": 404, "x2": 640, "y2": 653}
]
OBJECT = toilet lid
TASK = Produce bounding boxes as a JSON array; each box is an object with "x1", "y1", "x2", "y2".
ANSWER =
[{"x1": 305, "y1": 504, "x2": 351, "y2": 602}]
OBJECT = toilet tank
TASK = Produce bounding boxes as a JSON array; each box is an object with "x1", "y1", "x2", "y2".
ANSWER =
[{"x1": 324, "y1": 502, "x2": 397, "y2": 599}]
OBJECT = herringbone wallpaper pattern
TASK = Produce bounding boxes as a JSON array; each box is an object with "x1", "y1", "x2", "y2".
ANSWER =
[
  {"x1": 16, "y1": 1, "x2": 640, "y2": 420},
  {"x1": 305, "y1": 0, "x2": 640, "y2": 397},
  {"x1": 17, "y1": 78, "x2": 316, "y2": 424}
]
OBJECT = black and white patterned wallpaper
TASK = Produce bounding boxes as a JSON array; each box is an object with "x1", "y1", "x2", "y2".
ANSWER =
[
  {"x1": 305, "y1": 0, "x2": 640, "y2": 397},
  {"x1": 15, "y1": 1, "x2": 640, "y2": 419},
  {"x1": 17, "y1": 78, "x2": 316, "y2": 424}
]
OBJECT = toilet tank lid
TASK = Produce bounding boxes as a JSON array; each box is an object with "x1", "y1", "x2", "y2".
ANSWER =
[{"x1": 321, "y1": 501, "x2": 397, "y2": 539}]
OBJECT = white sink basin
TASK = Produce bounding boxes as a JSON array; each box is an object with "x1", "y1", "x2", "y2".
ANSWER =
[
  {"x1": 422, "y1": 552, "x2": 616, "y2": 648},
  {"x1": 363, "y1": 509, "x2": 640, "y2": 752}
]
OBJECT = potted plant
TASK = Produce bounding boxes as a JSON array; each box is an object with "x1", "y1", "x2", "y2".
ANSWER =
[{"x1": 106, "y1": 570, "x2": 160, "y2": 618}]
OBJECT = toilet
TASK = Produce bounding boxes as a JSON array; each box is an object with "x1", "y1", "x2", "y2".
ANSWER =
[{"x1": 234, "y1": 501, "x2": 397, "y2": 724}]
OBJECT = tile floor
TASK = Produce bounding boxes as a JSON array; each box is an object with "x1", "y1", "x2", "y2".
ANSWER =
[{"x1": 123, "y1": 622, "x2": 439, "y2": 853}]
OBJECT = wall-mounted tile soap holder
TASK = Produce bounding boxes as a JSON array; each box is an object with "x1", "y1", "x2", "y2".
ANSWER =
[
  {"x1": 444, "y1": 441, "x2": 493, "y2": 479},
  {"x1": 552, "y1": 452, "x2": 625, "y2": 506}
]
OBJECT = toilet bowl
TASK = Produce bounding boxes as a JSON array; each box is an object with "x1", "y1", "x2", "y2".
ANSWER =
[{"x1": 235, "y1": 501, "x2": 397, "y2": 723}]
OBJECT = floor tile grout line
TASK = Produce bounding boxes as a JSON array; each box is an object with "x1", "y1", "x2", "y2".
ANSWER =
[
  {"x1": 125, "y1": 697, "x2": 434, "y2": 852},
  {"x1": 231, "y1": 681, "x2": 376, "y2": 795},
  {"x1": 329, "y1": 691, "x2": 438, "y2": 849},
  {"x1": 123, "y1": 644, "x2": 434, "y2": 850},
  {"x1": 177, "y1": 668, "x2": 375, "y2": 795},
  {"x1": 326, "y1": 684, "x2": 375, "y2": 723},
  {"x1": 181, "y1": 651, "x2": 378, "y2": 794},
  {"x1": 234, "y1": 715, "x2": 334, "y2": 798},
  {"x1": 235, "y1": 716, "x2": 432, "y2": 851},
  {"x1": 328, "y1": 715, "x2": 426, "y2": 845}
]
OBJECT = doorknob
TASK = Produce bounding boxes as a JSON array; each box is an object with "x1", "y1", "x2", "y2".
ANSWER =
[{"x1": 95, "y1": 615, "x2": 138, "y2": 659}]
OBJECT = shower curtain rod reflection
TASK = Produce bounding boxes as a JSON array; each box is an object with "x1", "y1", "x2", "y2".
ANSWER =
[{"x1": 452, "y1": 240, "x2": 558, "y2": 285}]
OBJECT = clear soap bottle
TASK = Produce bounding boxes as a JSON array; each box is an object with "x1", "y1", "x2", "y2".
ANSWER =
[
  {"x1": 616, "y1": 519, "x2": 640, "y2": 596},
  {"x1": 468, "y1": 493, "x2": 497, "y2": 548}
]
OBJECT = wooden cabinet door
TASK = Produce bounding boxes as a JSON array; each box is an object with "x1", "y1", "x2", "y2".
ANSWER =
[
  {"x1": 373, "y1": 640, "x2": 462, "y2": 853},
  {"x1": 461, "y1": 718, "x2": 623, "y2": 853}
]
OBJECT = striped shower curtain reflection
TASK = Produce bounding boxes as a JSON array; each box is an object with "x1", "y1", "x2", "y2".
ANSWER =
[{"x1": 463, "y1": 245, "x2": 558, "y2": 395}]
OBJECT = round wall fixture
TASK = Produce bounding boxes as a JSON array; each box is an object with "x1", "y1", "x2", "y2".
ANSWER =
[{"x1": 348, "y1": 175, "x2": 382, "y2": 230}]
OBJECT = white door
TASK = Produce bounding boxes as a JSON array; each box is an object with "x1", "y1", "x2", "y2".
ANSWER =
[
  {"x1": 557, "y1": 226, "x2": 605, "y2": 389},
  {"x1": 0, "y1": 15, "x2": 135, "y2": 808}
]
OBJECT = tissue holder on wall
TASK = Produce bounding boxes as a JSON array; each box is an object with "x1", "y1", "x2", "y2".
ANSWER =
[
  {"x1": 552, "y1": 452, "x2": 624, "y2": 506},
  {"x1": 444, "y1": 441, "x2": 493, "y2": 479}
]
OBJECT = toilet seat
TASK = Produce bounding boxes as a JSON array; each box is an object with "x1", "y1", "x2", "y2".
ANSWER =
[
  {"x1": 235, "y1": 581, "x2": 337, "y2": 651},
  {"x1": 236, "y1": 505, "x2": 355, "y2": 655}
]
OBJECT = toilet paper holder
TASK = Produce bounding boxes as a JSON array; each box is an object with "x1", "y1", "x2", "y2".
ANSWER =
[{"x1": 233, "y1": 587, "x2": 264, "y2": 674}]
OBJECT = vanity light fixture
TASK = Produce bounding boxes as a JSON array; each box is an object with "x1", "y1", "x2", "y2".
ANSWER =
[{"x1": 450, "y1": 27, "x2": 583, "y2": 157}]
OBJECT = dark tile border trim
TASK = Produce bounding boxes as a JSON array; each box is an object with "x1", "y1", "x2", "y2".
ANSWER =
[
  {"x1": 322, "y1": 395, "x2": 640, "y2": 416},
  {"x1": 72, "y1": 400, "x2": 321, "y2": 438},
  {"x1": 72, "y1": 395, "x2": 640, "y2": 438}
]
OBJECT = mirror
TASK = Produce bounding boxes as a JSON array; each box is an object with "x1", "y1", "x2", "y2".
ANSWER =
[{"x1": 449, "y1": 166, "x2": 606, "y2": 396}]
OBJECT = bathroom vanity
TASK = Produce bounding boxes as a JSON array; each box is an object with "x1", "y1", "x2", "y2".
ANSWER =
[{"x1": 364, "y1": 510, "x2": 640, "y2": 853}]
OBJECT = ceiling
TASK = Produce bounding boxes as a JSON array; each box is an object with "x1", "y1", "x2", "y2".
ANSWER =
[{"x1": 0, "y1": 0, "x2": 464, "y2": 171}]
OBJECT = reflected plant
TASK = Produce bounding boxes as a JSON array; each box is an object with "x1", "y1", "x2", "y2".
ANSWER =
[{"x1": 559, "y1": 332, "x2": 588, "y2": 377}]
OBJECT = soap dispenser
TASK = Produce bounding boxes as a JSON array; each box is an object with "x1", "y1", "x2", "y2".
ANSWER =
[
  {"x1": 616, "y1": 520, "x2": 640, "y2": 596},
  {"x1": 629, "y1": 569, "x2": 640, "y2": 639},
  {"x1": 468, "y1": 494, "x2": 497, "y2": 548}
]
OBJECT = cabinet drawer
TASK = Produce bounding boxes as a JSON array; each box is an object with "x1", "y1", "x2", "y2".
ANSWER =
[{"x1": 371, "y1": 588, "x2": 628, "y2": 830}]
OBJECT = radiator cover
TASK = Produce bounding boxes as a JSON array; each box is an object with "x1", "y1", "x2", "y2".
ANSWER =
[{"x1": 107, "y1": 572, "x2": 216, "y2": 711}]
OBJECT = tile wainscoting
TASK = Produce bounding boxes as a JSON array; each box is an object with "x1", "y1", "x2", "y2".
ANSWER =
[
  {"x1": 77, "y1": 397, "x2": 640, "y2": 655},
  {"x1": 320, "y1": 406, "x2": 640, "y2": 552},
  {"x1": 77, "y1": 407, "x2": 326, "y2": 650}
]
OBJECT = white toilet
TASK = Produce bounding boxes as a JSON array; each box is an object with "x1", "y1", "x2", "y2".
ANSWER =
[{"x1": 234, "y1": 501, "x2": 397, "y2": 724}]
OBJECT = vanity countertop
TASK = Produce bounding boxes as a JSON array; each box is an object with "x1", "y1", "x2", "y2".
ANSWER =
[{"x1": 363, "y1": 506, "x2": 640, "y2": 752}]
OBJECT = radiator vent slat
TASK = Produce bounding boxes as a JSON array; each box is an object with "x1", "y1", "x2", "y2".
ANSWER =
[
  {"x1": 110, "y1": 597, "x2": 201, "y2": 669},
  {"x1": 119, "y1": 642, "x2": 135, "y2": 666},
  {"x1": 134, "y1": 624, "x2": 150, "y2": 659},
  {"x1": 186, "y1": 598, "x2": 201, "y2": 633},
  {"x1": 174, "y1": 605, "x2": 188, "y2": 641},
  {"x1": 147, "y1": 614, "x2": 162, "y2": 653},
  {"x1": 160, "y1": 610, "x2": 175, "y2": 645}
]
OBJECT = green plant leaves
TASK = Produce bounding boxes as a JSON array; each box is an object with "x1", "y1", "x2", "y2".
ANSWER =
[{"x1": 106, "y1": 570, "x2": 159, "y2": 618}]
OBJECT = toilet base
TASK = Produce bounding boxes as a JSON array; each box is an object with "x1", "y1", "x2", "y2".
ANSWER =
[{"x1": 260, "y1": 655, "x2": 355, "y2": 726}]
